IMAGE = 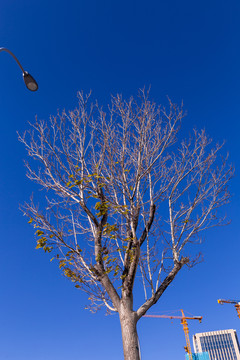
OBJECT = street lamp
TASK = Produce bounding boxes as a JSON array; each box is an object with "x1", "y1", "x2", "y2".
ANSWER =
[{"x1": 0, "y1": 47, "x2": 38, "y2": 91}]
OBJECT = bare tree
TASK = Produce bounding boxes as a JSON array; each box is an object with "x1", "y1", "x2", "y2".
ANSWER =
[{"x1": 19, "y1": 91, "x2": 233, "y2": 360}]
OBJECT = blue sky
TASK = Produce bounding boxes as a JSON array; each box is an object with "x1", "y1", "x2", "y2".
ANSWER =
[{"x1": 0, "y1": 1, "x2": 240, "y2": 359}]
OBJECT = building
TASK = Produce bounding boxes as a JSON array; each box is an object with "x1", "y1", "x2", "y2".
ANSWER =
[
  {"x1": 193, "y1": 330, "x2": 240, "y2": 360},
  {"x1": 185, "y1": 352, "x2": 210, "y2": 360}
]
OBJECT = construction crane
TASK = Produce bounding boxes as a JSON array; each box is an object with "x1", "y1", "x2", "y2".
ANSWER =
[
  {"x1": 218, "y1": 299, "x2": 240, "y2": 319},
  {"x1": 144, "y1": 309, "x2": 202, "y2": 360}
]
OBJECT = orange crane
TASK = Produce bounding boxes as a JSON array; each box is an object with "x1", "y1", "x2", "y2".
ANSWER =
[
  {"x1": 144, "y1": 309, "x2": 202, "y2": 360},
  {"x1": 218, "y1": 299, "x2": 240, "y2": 319}
]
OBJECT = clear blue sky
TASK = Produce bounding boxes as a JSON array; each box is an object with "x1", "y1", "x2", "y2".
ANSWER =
[{"x1": 0, "y1": 1, "x2": 240, "y2": 359}]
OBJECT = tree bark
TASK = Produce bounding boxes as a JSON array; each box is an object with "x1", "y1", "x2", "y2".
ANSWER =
[{"x1": 119, "y1": 299, "x2": 140, "y2": 360}]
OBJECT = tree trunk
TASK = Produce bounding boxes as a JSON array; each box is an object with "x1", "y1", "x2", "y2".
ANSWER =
[{"x1": 119, "y1": 300, "x2": 140, "y2": 360}]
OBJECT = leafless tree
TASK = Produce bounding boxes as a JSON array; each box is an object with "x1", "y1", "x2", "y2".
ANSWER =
[{"x1": 19, "y1": 91, "x2": 233, "y2": 360}]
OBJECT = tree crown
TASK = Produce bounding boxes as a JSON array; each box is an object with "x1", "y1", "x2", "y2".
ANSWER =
[{"x1": 19, "y1": 90, "x2": 233, "y2": 316}]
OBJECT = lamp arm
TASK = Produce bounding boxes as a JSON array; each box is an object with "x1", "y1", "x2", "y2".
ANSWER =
[{"x1": 0, "y1": 47, "x2": 26, "y2": 73}]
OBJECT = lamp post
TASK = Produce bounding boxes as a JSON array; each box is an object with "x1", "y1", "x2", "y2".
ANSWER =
[{"x1": 0, "y1": 47, "x2": 38, "y2": 91}]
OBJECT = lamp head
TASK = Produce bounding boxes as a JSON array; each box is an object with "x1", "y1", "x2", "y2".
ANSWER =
[{"x1": 23, "y1": 71, "x2": 38, "y2": 91}]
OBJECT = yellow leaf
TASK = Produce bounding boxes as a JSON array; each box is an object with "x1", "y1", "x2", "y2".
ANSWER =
[{"x1": 35, "y1": 230, "x2": 44, "y2": 236}]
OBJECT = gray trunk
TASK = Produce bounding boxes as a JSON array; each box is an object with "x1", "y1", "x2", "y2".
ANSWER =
[{"x1": 119, "y1": 299, "x2": 140, "y2": 360}]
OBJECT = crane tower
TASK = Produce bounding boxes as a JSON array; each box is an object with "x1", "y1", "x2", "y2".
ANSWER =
[
  {"x1": 144, "y1": 309, "x2": 202, "y2": 360},
  {"x1": 218, "y1": 299, "x2": 240, "y2": 319}
]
